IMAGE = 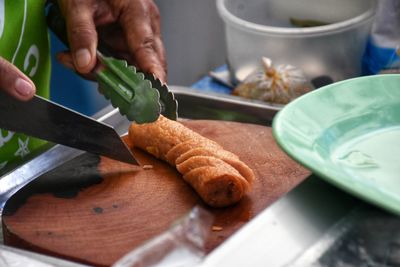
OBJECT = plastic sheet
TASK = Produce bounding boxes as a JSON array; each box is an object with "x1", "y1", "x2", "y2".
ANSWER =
[{"x1": 113, "y1": 206, "x2": 214, "y2": 267}]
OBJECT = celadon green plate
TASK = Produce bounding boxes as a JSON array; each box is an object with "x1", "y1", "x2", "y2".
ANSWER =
[{"x1": 272, "y1": 74, "x2": 400, "y2": 215}]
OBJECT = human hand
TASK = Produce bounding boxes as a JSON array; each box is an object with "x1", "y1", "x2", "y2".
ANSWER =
[
  {"x1": 0, "y1": 57, "x2": 35, "y2": 101},
  {"x1": 56, "y1": 0, "x2": 167, "y2": 83}
]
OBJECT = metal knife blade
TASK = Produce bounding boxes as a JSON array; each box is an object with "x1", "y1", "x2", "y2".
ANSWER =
[{"x1": 0, "y1": 91, "x2": 138, "y2": 165}]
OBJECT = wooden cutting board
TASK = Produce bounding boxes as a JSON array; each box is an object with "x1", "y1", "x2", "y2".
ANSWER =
[{"x1": 2, "y1": 120, "x2": 310, "y2": 266}]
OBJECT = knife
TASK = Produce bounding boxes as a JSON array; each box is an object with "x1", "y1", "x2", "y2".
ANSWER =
[{"x1": 0, "y1": 91, "x2": 138, "y2": 165}]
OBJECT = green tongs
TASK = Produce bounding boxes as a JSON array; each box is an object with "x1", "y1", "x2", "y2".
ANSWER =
[{"x1": 46, "y1": 2, "x2": 178, "y2": 124}]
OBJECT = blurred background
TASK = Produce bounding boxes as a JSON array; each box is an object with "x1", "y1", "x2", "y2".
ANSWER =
[{"x1": 49, "y1": 0, "x2": 399, "y2": 115}]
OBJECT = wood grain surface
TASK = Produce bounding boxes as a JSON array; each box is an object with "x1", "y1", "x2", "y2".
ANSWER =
[{"x1": 2, "y1": 120, "x2": 310, "y2": 266}]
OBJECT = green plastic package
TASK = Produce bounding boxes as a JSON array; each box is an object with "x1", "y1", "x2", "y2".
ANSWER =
[{"x1": 0, "y1": 0, "x2": 51, "y2": 173}]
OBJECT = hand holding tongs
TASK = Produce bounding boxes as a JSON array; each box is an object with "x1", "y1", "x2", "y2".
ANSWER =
[{"x1": 46, "y1": 1, "x2": 178, "y2": 123}]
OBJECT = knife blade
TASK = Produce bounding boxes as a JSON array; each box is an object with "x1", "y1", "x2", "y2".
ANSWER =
[{"x1": 0, "y1": 91, "x2": 138, "y2": 165}]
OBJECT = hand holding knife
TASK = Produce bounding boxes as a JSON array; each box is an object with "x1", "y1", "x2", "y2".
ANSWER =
[{"x1": 0, "y1": 2, "x2": 178, "y2": 165}]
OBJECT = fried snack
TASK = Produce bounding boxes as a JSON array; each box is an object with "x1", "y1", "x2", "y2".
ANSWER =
[{"x1": 128, "y1": 116, "x2": 255, "y2": 207}]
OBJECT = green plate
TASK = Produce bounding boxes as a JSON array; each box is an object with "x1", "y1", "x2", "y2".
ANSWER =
[{"x1": 272, "y1": 74, "x2": 400, "y2": 215}]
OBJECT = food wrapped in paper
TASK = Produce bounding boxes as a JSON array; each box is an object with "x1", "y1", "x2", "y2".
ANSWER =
[{"x1": 232, "y1": 57, "x2": 313, "y2": 104}]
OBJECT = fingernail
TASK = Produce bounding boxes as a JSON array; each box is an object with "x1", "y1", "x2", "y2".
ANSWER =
[
  {"x1": 75, "y1": 48, "x2": 91, "y2": 69},
  {"x1": 15, "y1": 78, "x2": 34, "y2": 96}
]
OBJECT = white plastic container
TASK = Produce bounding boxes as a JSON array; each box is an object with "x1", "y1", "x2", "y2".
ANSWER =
[{"x1": 217, "y1": 0, "x2": 377, "y2": 84}]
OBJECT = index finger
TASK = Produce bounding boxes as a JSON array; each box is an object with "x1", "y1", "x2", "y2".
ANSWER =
[{"x1": 62, "y1": 0, "x2": 98, "y2": 74}]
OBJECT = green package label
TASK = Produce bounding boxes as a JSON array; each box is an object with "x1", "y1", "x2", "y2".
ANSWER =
[{"x1": 0, "y1": 0, "x2": 51, "y2": 172}]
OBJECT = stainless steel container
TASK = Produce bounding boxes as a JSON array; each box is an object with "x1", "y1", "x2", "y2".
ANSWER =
[{"x1": 217, "y1": 0, "x2": 377, "y2": 84}]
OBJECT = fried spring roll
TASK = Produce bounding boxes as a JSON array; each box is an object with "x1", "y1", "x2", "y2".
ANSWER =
[{"x1": 129, "y1": 116, "x2": 255, "y2": 207}]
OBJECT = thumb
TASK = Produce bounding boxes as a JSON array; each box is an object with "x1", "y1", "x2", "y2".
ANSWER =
[
  {"x1": 0, "y1": 57, "x2": 35, "y2": 101},
  {"x1": 64, "y1": 2, "x2": 97, "y2": 74}
]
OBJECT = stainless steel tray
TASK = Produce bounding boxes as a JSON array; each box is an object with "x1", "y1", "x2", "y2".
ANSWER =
[
  {"x1": 0, "y1": 86, "x2": 281, "y2": 266},
  {"x1": 171, "y1": 86, "x2": 282, "y2": 125},
  {"x1": 1, "y1": 86, "x2": 394, "y2": 267}
]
